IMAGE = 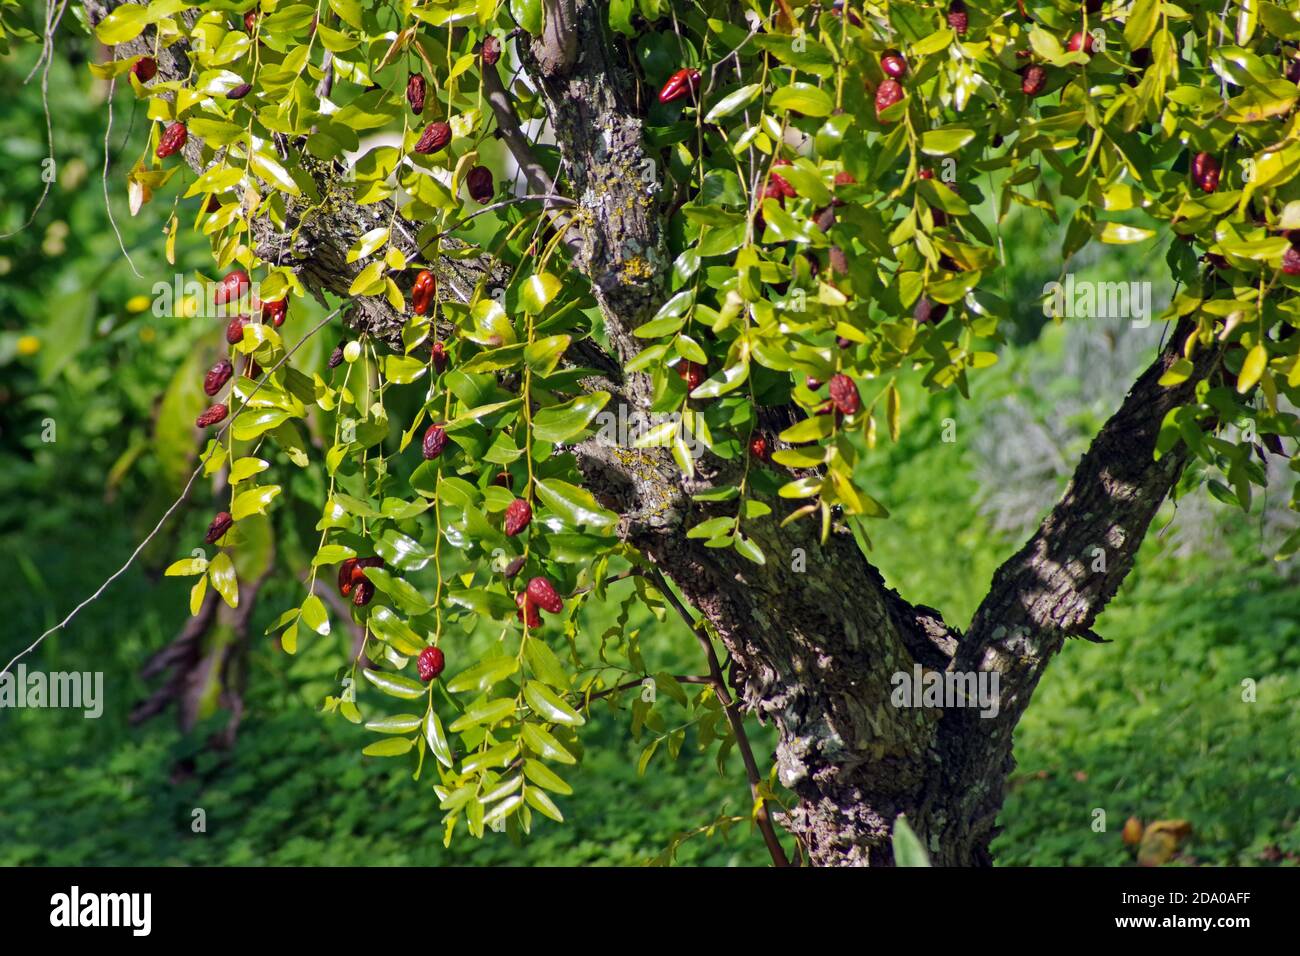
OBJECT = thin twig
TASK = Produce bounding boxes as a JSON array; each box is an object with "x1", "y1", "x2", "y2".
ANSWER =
[
  {"x1": 1, "y1": 0, "x2": 69, "y2": 240},
  {"x1": 2, "y1": 304, "x2": 347, "y2": 678},
  {"x1": 647, "y1": 566, "x2": 791, "y2": 867},
  {"x1": 103, "y1": 76, "x2": 143, "y2": 278}
]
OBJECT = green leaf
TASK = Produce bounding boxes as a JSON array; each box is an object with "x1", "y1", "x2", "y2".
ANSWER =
[
  {"x1": 230, "y1": 484, "x2": 281, "y2": 521},
  {"x1": 770, "y1": 83, "x2": 834, "y2": 117},
  {"x1": 365, "y1": 714, "x2": 422, "y2": 734},
  {"x1": 446, "y1": 655, "x2": 520, "y2": 694},
  {"x1": 525, "y1": 785, "x2": 565, "y2": 823},
  {"x1": 521, "y1": 272, "x2": 562, "y2": 313},
  {"x1": 1237, "y1": 344, "x2": 1268, "y2": 393},
  {"x1": 523, "y1": 680, "x2": 585, "y2": 726},
  {"x1": 523, "y1": 758, "x2": 573, "y2": 795},
  {"x1": 521, "y1": 722, "x2": 577, "y2": 764},
  {"x1": 920, "y1": 127, "x2": 975, "y2": 156},
  {"x1": 448, "y1": 697, "x2": 516, "y2": 732},
  {"x1": 94, "y1": 3, "x2": 148, "y2": 44},
  {"x1": 705, "y1": 84, "x2": 762, "y2": 123},
  {"x1": 425, "y1": 710, "x2": 454, "y2": 768},
  {"x1": 892, "y1": 815, "x2": 932, "y2": 867},
  {"x1": 523, "y1": 335, "x2": 571, "y2": 375},
  {"x1": 362, "y1": 668, "x2": 426, "y2": 700},
  {"x1": 208, "y1": 552, "x2": 238, "y2": 608},
  {"x1": 367, "y1": 606, "x2": 427, "y2": 656},
  {"x1": 301, "y1": 595, "x2": 330, "y2": 636},
  {"x1": 533, "y1": 477, "x2": 618, "y2": 530},
  {"x1": 531, "y1": 392, "x2": 610, "y2": 443},
  {"x1": 250, "y1": 151, "x2": 300, "y2": 196},
  {"x1": 363, "y1": 737, "x2": 414, "y2": 757},
  {"x1": 164, "y1": 557, "x2": 208, "y2": 577}
]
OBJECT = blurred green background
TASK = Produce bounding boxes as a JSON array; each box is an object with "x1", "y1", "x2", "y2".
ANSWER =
[{"x1": 1, "y1": 24, "x2": 1297, "y2": 867}]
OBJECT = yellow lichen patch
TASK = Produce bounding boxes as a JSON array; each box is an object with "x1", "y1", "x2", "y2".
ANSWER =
[{"x1": 619, "y1": 255, "x2": 653, "y2": 284}]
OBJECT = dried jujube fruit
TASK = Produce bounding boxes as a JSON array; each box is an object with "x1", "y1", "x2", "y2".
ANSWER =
[
  {"x1": 422, "y1": 423, "x2": 448, "y2": 460},
  {"x1": 156, "y1": 122, "x2": 187, "y2": 158},
  {"x1": 418, "y1": 646, "x2": 445, "y2": 682},
  {"x1": 204, "y1": 359, "x2": 234, "y2": 396},
  {"x1": 196, "y1": 404, "x2": 228, "y2": 428},
  {"x1": 414, "y1": 121, "x2": 452, "y2": 155},
  {"x1": 828, "y1": 374, "x2": 861, "y2": 415},
  {"x1": 406, "y1": 72, "x2": 426, "y2": 115},
  {"x1": 466, "y1": 165, "x2": 494, "y2": 204},
  {"x1": 659, "y1": 68, "x2": 701, "y2": 104},
  {"x1": 503, "y1": 498, "x2": 532, "y2": 537},
  {"x1": 526, "y1": 577, "x2": 563, "y2": 614},
  {"x1": 204, "y1": 511, "x2": 233, "y2": 544},
  {"x1": 412, "y1": 270, "x2": 436, "y2": 316}
]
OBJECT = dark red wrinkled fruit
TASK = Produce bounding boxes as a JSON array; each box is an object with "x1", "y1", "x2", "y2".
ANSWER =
[
  {"x1": 466, "y1": 165, "x2": 494, "y2": 203},
  {"x1": 328, "y1": 342, "x2": 346, "y2": 369},
  {"x1": 526, "y1": 577, "x2": 563, "y2": 614},
  {"x1": 875, "y1": 78, "x2": 904, "y2": 120},
  {"x1": 244, "y1": 10, "x2": 258, "y2": 31},
  {"x1": 918, "y1": 168, "x2": 935, "y2": 180},
  {"x1": 504, "y1": 555, "x2": 526, "y2": 578},
  {"x1": 406, "y1": 72, "x2": 427, "y2": 115},
  {"x1": 1287, "y1": 58, "x2": 1300, "y2": 85},
  {"x1": 214, "y1": 269, "x2": 250, "y2": 306},
  {"x1": 431, "y1": 340, "x2": 448, "y2": 373},
  {"x1": 881, "y1": 51, "x2": 907, "y2": 79},
  {"x1": 418, "y1": 646, "x2": 445, "y2": 682},
  {"x1": 1192, "y1": 152, "x2": 1220, "y2": 193},
  {"x1": 1067, "y1": 31, "x2": 1095, "y2": 55},
  {"x1": 493, "y1": 471, "x2": 512, "y2": 488},
  {"x1": 414, "y1": 121, "x2": 452, "y2": 155},
  {"x1": 515, "y1": 593, "x2": 542, "y2": 628},
  {"x1": 678, "y1": 361, "x2": 706, "y2": 392},
  {"x1": 833, "y1": 171, "x2": 856, "y2": 187},
  {"x1": 226, "y1": 316, "x2": 247, "y2": 345},
  {"x1": 947, "y1": 1, "x2": 968, "y2": 35},
  {"x1": 227, "y1": 82, "x2": 252, "y2": 100},
  {"x1": 914, "y1": 297, "x2": 949, "y2": 324},
  {"x1": 261, "y1": 297, "x2": 288, "y2": 327},
  {"x1": 131, "y1": 57, "x2": 157, "y2": 82},
  {"x1": 411, "y1": 269, "x2": 436, "y2": 315},
  {"x1": 422, "y1": 423, "x2": 448, "y2": 460},
  {"x1": 659, "y1": 67, "x2": 702, "y2": 104},
  {"x1": 352, "y1": 580, "x2": 375, "y2": 606},
  {"x1": 156, "y1": 122, "x2": 187, "y2": 158},
  {"x1": 767, "y1": 158, "x2": 797, "y2": 200},
  {"x1": 337, "y1": 558, "x2": 359, "y2": 597},
  {"x1": 196, "y1": 404, "x2": 228, "y2": 428},
  {"x1": 1283, "y1": 245, "x2": 1300, "y2": 276},
  {"x1": 749, "y1": 435, "x2": 769, "y2": 460},
  {"x1": 503, "y1": 498, "x2": 532, "y2": 537},
  {"x1": 481, "y1": 34, "x2": 501, "y2": 66},
  {"x1": 806, "y1": 376, "x2": 822, "y2": 390},
  {"x1": 1021, "y1": 64, "x2": 1047, "y2": 96},
  {"x1": 828, "y1": 374, "x2": 861, "y2": 416},
  {"x1": 836, "y1": 336, "x2": 853, "y2": 349},
  {"x1": 205, "y1": 511, "x2": 233, "y2": 544},
  {"x1": 204, "y1": 359, "x2": 234, "y2": 396}
]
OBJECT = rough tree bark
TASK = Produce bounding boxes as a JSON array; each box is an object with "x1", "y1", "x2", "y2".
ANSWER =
[{"x1": 83, "y1": 0, "x2": 1227, "y2": 865}]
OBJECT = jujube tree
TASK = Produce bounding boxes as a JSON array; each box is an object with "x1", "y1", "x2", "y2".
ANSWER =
[{"x1": 10, "y1": 0, "x2": 1300, "y2": 865}]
